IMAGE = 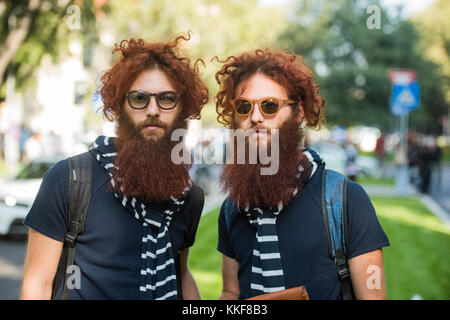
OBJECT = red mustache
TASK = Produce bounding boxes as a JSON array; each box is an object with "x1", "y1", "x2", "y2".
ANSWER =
[
  {"x1": 250, "y1": 125, "x2": 270, "y2": 134},
  {"x1": 137, "y1": 118, "x2": 167, "y2": 130}
]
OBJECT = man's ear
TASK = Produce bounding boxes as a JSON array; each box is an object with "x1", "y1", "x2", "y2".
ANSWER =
[{"x1": 295, "y1": 102, "x2": 304, "y2": 124}]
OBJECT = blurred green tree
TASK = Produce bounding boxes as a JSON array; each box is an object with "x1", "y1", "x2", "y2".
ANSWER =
[
  {"x1": 413, "y1": 0, "x2": 450, "y2": 131},
  {"x1": 277, "y1": 0, "x2": 448, "y2": 134},
  {"x1": 0, "y1": 0, "x2": 104, "y2": 92},
  {"x1": 95, "y1": 0, "x2": 288, "y2": 125}
]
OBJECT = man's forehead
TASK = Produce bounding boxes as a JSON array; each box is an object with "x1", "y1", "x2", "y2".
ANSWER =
[
  {"x1": 234, "y1": 73, "x2": 288, "y2": 98},
  {"x1": 129, "y1": 68, "x2": 176, "y2": 91}
]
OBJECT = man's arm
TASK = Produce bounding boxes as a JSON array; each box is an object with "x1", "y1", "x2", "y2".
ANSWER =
[
  {"x1": 179, "y1": 248, "x2": 200, "y2": 300},
  {"x1": 348, "y1": 248, "x2": 387, "y2": 300},
  {"x1": 218, "y1": 254, "x2": 240, "y2": 300},
  {"x1": 21, "y1": 228, "x2": 63, "y2": 300}
]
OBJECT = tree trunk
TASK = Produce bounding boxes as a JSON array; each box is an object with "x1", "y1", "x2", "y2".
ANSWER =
[{"x1": 0, "y1": 0, "x2": 42, "y2": 85}]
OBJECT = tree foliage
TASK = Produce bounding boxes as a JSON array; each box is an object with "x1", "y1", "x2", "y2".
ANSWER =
[
  {"x1": 1, "y1": 0, "x2": 446, "y2": 133},
  {"x1": 278, "y1": 0, "x2": 448, "y2": 133},
  {"x1": 95, "y1": 0, "x2": 288, "y2": 125},
  {"x1": 413, "y1": 0, "x2": 450, "y2": 107},
  {"x1": 0, "y1": 0, "x2": 101, "y2": 92}
]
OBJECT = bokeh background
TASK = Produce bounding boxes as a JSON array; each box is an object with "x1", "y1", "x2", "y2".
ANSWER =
[{"x1": 0, "y1": 0, "x2": 449, "y2": 300}]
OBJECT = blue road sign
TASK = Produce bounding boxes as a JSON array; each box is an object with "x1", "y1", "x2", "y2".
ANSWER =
[{"x1": 390, "y1": 81, "x2": 420, "y2": 116}]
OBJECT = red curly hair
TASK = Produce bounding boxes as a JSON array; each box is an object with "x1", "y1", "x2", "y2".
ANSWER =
[
  {"x1": 215, "y1": 49, "x2": 325, "y2": 129},
  {"x1": 100, "y1": 34, "x2": 209, "y2": 121}
]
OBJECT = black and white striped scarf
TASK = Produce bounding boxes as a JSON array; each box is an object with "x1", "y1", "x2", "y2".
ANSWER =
[
  {"x1": 245, "y1": 147, "x2": 324, "y2": 296},
  {"x1": 90, "y1": 135, "x2": 190, "y2": 300}
]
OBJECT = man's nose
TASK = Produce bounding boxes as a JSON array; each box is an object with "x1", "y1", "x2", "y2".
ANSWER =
[
  {"x1": 145, "y1": 96, "x2": 160, "y2": 117},
  {"x1": 250, "y1": 102, "x2": 264, "y2": 125}
]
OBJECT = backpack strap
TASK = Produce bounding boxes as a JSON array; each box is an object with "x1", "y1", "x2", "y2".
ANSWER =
[
  {"x1": 175, "y1": 183, "x2": 204, "y2": 300},
  {"x1": 321, "y1": 169, "x2": 354, "y2": 300},
  {"x1": 224, "y1": 197, "x2": 237, "y2": 234},
  {"x1": 51, "y1": 152, "x2": 93, "y2": 299}
]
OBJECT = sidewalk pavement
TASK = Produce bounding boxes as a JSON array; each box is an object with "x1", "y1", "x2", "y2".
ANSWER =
[
  {"x1": 201, "y1": 183, "x2": 450, "y2": 230},
  {"x1": 363, "y1": 184, "x2": 450, "y2": 229}
]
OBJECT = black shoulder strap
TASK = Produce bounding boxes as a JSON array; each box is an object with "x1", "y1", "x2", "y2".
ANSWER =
[
  {"x1": 51, "y1": 152, "x2": 93, "y2": 299},
  {"x1": 175, "y1": 182, "x2": 205, "y2": 300},
  {"x1": 188, "y1": 183, "x2": 205, "y2": 227},
  {"x1": 321, "y1": 168, "x2": 354, "y2": 300}
]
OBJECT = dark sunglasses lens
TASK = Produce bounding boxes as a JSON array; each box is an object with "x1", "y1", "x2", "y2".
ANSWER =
[
  {"x1": 157, "y1": 92, "x2": 178, "y2": 109},
  {"x1": 261, "y1": 99, "x2": 280, "y2": 114},
  {"x1": 128, "y1": 92, "x2": 149, "y2": 109},
  {"x1": 235, "y1": 100, "x2": 252, "y2": 114}
]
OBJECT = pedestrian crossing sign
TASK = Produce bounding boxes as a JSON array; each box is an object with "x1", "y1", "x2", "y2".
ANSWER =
[{"x1": 390, "y1": 81, "x2": 420, "y2": 116}]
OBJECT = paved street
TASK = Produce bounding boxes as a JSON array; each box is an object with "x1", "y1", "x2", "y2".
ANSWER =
[{"x1": 0, "y1": 235, "x2": 26, "y2": 300}]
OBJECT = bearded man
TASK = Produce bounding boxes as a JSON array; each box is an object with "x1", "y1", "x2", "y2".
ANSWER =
[
  {"x1": 21, "y1": 35, "x2": 209, "y2": 300},
  {"x1": 215, "y1": 49, "x2": 390, "y2": 300}
]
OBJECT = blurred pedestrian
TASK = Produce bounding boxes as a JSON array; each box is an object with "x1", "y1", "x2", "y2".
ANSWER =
[
  {"x1": 375, "y1": 129, "x2": 386, "y2": 178},
  {"x1": 23, "y1": 132, "x2": 43, "y2": 162},
  {"x1": 417, "y1": 136, "x2": 435, "y2": 194},
  {"x1": 432, "y1": 137, "x2": 443, "y2": 190},
  {"x1": 407, "y1": 131, "x2": 420, "y2": 189},
  {"x1": 19, "y1": 124, "x2": 32, "y2": 162},
  {"x1": 41, "y1": 130, "x2": 63, "y2": 156},
  {"x1": 345, "y1": 142, "x2": 359, "y2": 182},
  {"x1": 426, "y1": 136, "x2": 442, "y2": 193},
  {"x1": 0, "y1": 132, "x2": 4, "y2": 165}
]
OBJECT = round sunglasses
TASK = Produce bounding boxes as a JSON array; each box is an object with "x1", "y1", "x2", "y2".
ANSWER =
[
  {"x1": 230, "y1": 97, "x2": 297, "y2": 117},
  {"x1": 126, "y1": 90, "x2": 179, "y2": 110}
]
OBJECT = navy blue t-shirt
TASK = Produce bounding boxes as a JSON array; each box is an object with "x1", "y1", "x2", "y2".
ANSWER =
[
  {"x1": 24, "y1": 156, "x2": 204, "y2": 299},
  {"x1": 217, "y1": 165, "x2": 390, "y2": 300}
]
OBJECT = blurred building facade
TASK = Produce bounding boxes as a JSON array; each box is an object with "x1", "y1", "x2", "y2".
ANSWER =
[{"x1": 0, "y1": 36, "x2": 117, "y2": 175}]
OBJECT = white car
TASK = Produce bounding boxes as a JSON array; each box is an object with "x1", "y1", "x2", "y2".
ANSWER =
[
  {"x1": 310, "y1": 141, "x2": 347, "y2": 174},
  {"x1": 310, "y1": 141, "x2": 379, "y2": 177},
  {"x1": 0, "y1": 155, "x2": 65, "y2": 236}
]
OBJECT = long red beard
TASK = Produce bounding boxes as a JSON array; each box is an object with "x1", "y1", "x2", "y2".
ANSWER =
[
  {"x1": 112, "y1": 110, "x2": 191, "y2": 202},
  {"x1": 219, "y1": 118, "x2": 311, "y2": 209}
]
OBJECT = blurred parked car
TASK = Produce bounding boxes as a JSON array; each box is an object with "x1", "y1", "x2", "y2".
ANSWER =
[
  {"x1": 0, "y1": 155, "x2": 65, "y2": 236},
  {"x1": 355, "y1": 155, "x2": 379, "y2": 177},
  {"x1": 310, "y1": 141, "x2": 378, "y2": 177},
  {"x1": 311, "y1": 141, "x2": 347, "y2": 174}
]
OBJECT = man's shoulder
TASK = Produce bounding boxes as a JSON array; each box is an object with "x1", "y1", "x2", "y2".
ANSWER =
[
  {"x1": 189, "y1": 182, "x2": 204, "y2": 199},
  {"x1": 45, "y1": 151, "x2": 96, "y2": 176},
  {"x1": 300, "y1": 167, "x2": 374, "y2": 212},
  {"x1": 217, "y1": 196, "x2": 241, "y2": 227},
  {"x1": 317, "y1": 168, "x2": 369, "y2": 198},
  {"x1": 220, "y1": 196, "x2": 238, "y2": 213},
  {"x1": 44, "y1": 157, "x2": 70, "y2": 182},
  {"x1": 43, "y1": 152, "x2": 102, "y2": 186},
  {"x1": 187, "y1": 182, "x2": 205, "y2": 210},
  {"x1": 346, "y1": 179, "x2": 371, "y2": 203},
  {"x1": 185, "y1": 182, "x2": 205, "y2": 218}
]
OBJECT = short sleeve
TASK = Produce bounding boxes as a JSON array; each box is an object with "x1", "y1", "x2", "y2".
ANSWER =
[
  {"x1": 23, "y1": 159, "x2": 69, "y2": 243},
  {"x1": 346, "y1": 181, "x2": 390, "y2": 259},
  {"x1": 217, "y1": 200, "x2": 234, "y2": 258}
]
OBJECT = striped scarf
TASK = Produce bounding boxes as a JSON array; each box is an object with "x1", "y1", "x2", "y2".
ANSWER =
[
  {"x1": 90, "y1": 135, "x2": 190, "y2": 300},
  {"x1": 245, "y1": 147, "x2": 323, "y2": 296}
]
